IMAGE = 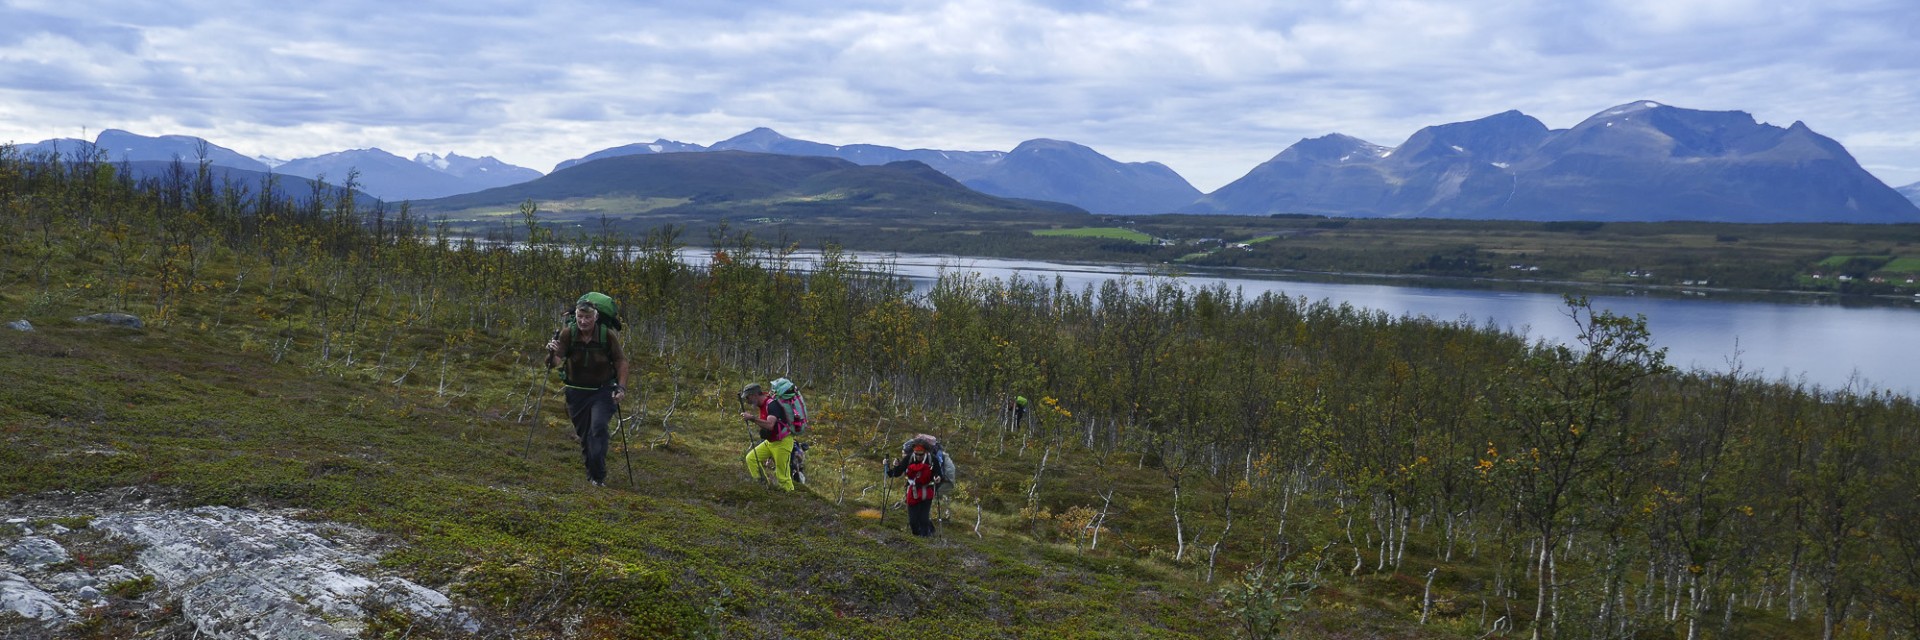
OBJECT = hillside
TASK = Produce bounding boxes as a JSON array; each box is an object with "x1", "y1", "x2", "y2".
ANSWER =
[
  {"x1": 414, "y1": 151, "x2": 1083, "y2": 219},
  {"x1": 7, "y1": 150, "x2": 1920, "y2": 640},
  {"x1": 0, "y1": 309, "x2": 1217, "y2": 638}
]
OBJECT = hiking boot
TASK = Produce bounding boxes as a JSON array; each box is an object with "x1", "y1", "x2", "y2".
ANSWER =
[{"x1": 592, "y1": 480, "x2": 606, "y2": 487}]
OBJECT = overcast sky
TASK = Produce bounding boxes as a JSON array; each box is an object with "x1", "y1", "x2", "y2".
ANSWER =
[{"x1": 2, "y1": 0, "x2": 1917, "y2": 192}]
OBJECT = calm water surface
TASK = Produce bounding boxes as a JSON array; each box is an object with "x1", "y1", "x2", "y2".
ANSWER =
[{"x1": 690, "y1": 249, "x2": 1920, "y2": 397}]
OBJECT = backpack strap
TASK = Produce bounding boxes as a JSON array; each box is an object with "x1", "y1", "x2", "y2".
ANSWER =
[
  {"x1": 759, "y1": 396, "x2": 792, "y2": 441},
  {"x1": 560, "y1": 323, "x2": 613, "y2": 388}
]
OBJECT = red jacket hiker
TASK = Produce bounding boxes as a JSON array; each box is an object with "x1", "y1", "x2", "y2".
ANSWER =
[{"x1": 901, "y1": 459, "x2": 937, "y2": 505}]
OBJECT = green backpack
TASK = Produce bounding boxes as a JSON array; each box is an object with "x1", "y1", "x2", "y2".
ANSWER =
[{"x1": 574, "y1": 292, "x2": 623, "y2": 331}]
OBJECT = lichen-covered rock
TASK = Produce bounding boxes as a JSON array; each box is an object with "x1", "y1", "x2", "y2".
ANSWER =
[
  {"x1": 91, "y1": 506, "x2": 476, "y2": 639},
  {"x1": 48, "y1": 571, "x2": 95, "y2": 590},
  {"x1": 5, "y1": 319, "x2": 30, "y2": 332},
  {"x1": 96, "y1": 564, "x2": 138, "y2": 587},
  {"x1": 3, "y1": 537, "x2": 69, "y2": 568},
  {"x1": 0, "y1": 571, "x2": 67, "y2": 621}
]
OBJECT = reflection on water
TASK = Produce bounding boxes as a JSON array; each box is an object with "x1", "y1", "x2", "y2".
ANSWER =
[{"x1": 679, "y1": 248, "x2": 1920, "y2": 397}]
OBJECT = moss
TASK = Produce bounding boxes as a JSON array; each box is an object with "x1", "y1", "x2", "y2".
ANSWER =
[{"x1": 107, "y1": 575, "x2": 156, "y2": 598}]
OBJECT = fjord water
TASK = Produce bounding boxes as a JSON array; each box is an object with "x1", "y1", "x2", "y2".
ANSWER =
[{"x1": 754, "y1": 251, "x2": 1919, "y2": 397}]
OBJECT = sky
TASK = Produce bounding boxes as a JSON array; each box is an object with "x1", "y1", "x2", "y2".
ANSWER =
[{"x1": 2, "y1": 0, "x2": 1917, "y2": 192}]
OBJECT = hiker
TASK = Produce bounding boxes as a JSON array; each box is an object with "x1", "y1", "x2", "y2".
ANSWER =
[
  {"x1": 887, "y1": 438, "x2": 946, "y2": 536},
  {"x1": 740, "y1": 383, "x2": 797, "y2": 491},
  {"x1": 1011, "y1": 395, "x2": 1028, "y2": 427},
  {"x1": 545, "y1": 293, "x2": 629, "y2": 487},
  {"x1": 771, "y1": 378, "x2": 810, "y2": 484}
]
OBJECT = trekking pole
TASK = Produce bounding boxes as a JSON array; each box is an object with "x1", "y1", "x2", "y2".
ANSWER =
[
  {"x1": 524, "y1": 329, "x2": 559, "y2": 458},
  {"x1": 616, "y1": 394, "x2": 635, "y2": 488},
  {"x1": 736, "y1": 392, "x2": 766, "y2": 489}
]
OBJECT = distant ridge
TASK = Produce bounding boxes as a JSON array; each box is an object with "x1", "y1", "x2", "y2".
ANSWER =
[
  {"x1": 9, "y1": 130, "x2": 541, "y2": 202},
  {"x1": 14, "y1": 130, "x2": 270, "y2": 172},
  {"x1": 962, "y1": 139, "x2": 1200, "y2": 214},
  {"x1": 415, "y1": 152, "x2": 543, "y2": 191},
  {"x1": 558, "y1": 129, "x2": 1189, "y2": 214},
  {"x1": 113, "y1": 160, "x2": 381, "y2": 206},
  {"x1": 277, "y1": 149, "x2": 544, "y2": 202},
  {"x1": 278, "y1": 149, "x2": 473, "y2": 202},
  {"x1": 416, "y1": 151, "x2": 1084, "y2": 218},
  {"x1": 551, "y1": 140, "x2": 708, "y2": 172},
  {"x1": 1189, "y1": 101, "x2": 1920, "y2": 223},
  {"x1": 1900, "y1": 181, "x2": 1920, "y2": 207}
]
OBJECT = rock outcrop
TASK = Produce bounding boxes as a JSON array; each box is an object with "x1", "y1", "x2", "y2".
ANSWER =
[{"x1": 0, "y1": 496, "x2": 476, "y2": 639}]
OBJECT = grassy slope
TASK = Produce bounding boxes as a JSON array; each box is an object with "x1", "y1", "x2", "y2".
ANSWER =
[
  {"x1": 3, "y1": 254, "x2": 1842, "y2": 640},
  {"x1": 1031, "y1": 227, "x2": 1154, "y2": 243},
  {"x1": 0, "y1": 259, "x2": 1249, "y2": 639}
]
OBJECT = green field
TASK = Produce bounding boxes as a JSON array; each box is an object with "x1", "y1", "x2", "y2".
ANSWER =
[
  {"x1": 1030, "y1": 226, "x2": 1154, "y2": 243},
  {"x1": 432, "y1": 195, "x2": 693, "y2": 223},
  {"x1": 1818, "y1": 254, "x2": 1892, "y2": 267},
  {"x1": 1882, "y1": 256, "x2": 1920, "y2": 273}
]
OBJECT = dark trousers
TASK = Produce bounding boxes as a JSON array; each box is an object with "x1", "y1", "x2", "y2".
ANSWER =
[
  {"x1": 908, "y1": 501, "x2": 935, "y2": 536},
  {"x1": 565, "y1": 387, "x2": 614, "y2": 483}
]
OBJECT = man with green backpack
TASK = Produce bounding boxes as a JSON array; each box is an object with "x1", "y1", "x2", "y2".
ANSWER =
[{"x1": 545, "y1": 292, "x2": 629, "y2": 487}]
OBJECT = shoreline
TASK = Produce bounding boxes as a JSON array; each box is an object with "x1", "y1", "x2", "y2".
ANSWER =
[{"x1": 765, "y1": 246, "x2": 1920, "y2": 309}]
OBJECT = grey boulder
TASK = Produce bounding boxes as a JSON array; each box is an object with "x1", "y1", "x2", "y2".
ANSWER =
[
  {"x1": 0, "y1": 571, "x2": 68, "y2": 621},
  {"x1": 71, "y1": 313, "x2": 143, "y2": 329}
]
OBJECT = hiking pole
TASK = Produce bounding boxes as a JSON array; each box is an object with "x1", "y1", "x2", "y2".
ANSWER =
[
  {"x1": 524, "y1": 329, "x2": 559, "y2": 459},
  {"x1": 615, "y1": 393, "x2": 635, "y2": 488}
]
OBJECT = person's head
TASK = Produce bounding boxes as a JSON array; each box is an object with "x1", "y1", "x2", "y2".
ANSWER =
[
  {"x1": 573, "y1": 301, "x2": 599, "y2": 330},
  {"x1": 739, "y1": 383, "x2": 766, "y2": 404},
  {"x1": 911, "y1": 443, "x2": 928, "y2": 460}
]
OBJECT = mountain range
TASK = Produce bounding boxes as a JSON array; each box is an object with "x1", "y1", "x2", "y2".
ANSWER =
[
  {"x1": 11, "y1": 101, "x2": 1918, "y2": 222},
  {"x1": 1187, "y1": 101, "x2": 1918, "y2": 222},
  {"x1": 551, "y1": 128, "x2": 1199, "y2": 214},
  {"x1": 13, "y1": 130, "x2": 542, "y2": 202},
  {"x1": 274, "y1": 149, "x2": 542, "y2": 201}
]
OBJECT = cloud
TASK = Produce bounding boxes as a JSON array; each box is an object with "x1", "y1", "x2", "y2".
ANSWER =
[{"x1": 1, "y1": 0, "x2": 1916, "y2": 190}]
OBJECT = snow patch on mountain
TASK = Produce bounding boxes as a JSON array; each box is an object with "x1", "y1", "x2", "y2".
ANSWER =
[{"x1": 413, "y1": 153, "x2": 451, "y2": 171}]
